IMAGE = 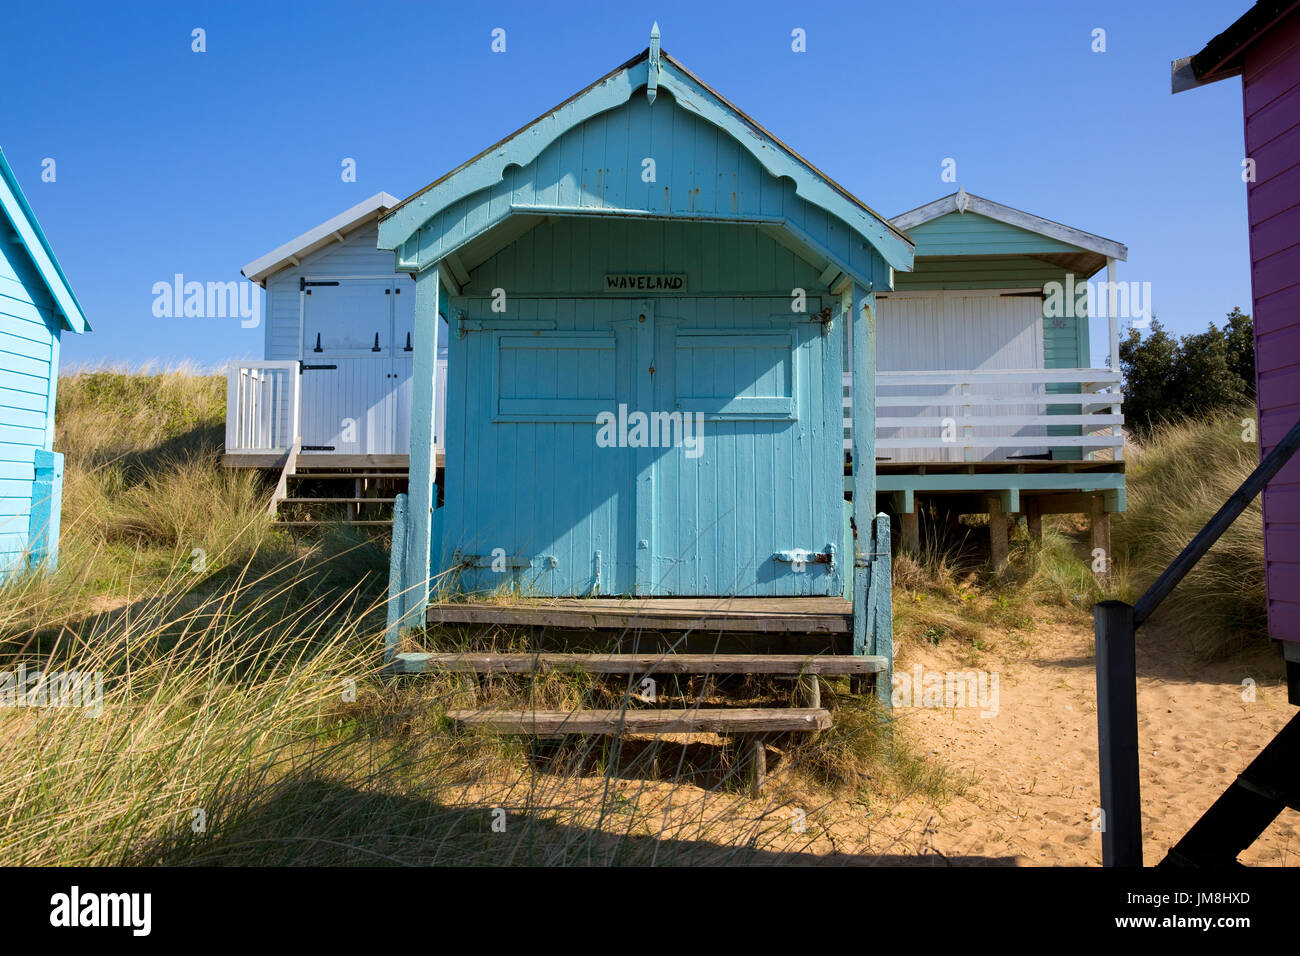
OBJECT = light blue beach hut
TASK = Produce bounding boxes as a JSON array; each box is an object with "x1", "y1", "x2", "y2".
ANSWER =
[
  {"x1": 381, "y1": 33, "x2": 911, "y2": 686},
  {"x1": 0, "y1": 149, "x2": 89, "y2": 575}
]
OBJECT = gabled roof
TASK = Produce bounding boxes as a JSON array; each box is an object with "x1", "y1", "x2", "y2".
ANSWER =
[
  {"x1": 1172, "y1": 0, "x2": 1300, "y2": 92},
  {"x1": 378, "y1": 45, "x2": 913, "y2": 279},
  {"x1": 891, "y1": 189, "x2": 1128, "y2": 266},
  {"x1": 242, "y1": 192, "x2": 400, "y2": 286},
  {"x1": 0, "y1": 149, "x2": 88, "y2": 334}
]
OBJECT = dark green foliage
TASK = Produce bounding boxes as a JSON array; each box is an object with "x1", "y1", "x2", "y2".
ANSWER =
[{"x1": 1119, "y1": 309, "x2": 1256, "y2": 434}]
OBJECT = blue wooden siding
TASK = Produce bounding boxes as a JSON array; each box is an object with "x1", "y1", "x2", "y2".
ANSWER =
[
  {"x1": 392, "y1": 90, "x2": 893, "y2": 290},
  {"x1": 437, "y1": 218, "x2": 848, "y2": 597},
  {"x1": 0, "y1": 211, "x2": 61, "y2": 573}
]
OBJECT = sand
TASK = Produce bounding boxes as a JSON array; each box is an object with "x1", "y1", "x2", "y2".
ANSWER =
[{"x1": 895, "y1": 615, "x2": 1299, "y2": 865}]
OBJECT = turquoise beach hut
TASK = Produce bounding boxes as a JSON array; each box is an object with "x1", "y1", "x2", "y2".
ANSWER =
[
  {"x1": 381, "y1": 33, "x2": 911, "y2": 682},
  {"x1": 0, "y1": 149, "x2": 89, "y2": 575}
]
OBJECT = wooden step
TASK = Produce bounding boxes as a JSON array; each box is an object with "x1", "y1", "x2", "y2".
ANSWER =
[
  {"x1": 426, "y1": 597, "x2": 852, "y2": 634},
  {"x1": 291, "y1": 472, "x2": 409, "y2": 480},
  {"x1": 273, "y1": 520, "x2": 392, "y2": 527},
  {"x1": 281, "y1": 497, "x2": 397, "y2": 504},
  {"x1": 445, "y1": 706, "x2": 832, "y2": 735},
  {"x1": 397, "y1": 651, "x2": 885, "y2": 676}
]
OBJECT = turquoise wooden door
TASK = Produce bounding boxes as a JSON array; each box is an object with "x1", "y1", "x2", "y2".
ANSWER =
[{"x1": 643, "y1": 297, "x2": 842, "y2": 597}]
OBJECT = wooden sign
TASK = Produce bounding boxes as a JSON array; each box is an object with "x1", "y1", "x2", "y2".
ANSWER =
[{"x1": 603, "y1": 273, "x2": 686, "y2": 293}]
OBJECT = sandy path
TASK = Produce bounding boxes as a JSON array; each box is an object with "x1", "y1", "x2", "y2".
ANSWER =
[{"x1": 899, "y1": 616, "x2": 1299, "y2": 865}]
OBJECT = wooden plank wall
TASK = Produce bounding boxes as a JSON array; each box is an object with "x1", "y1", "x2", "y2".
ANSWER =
[
  {"x1": 1244, "y1": 10, "x2": 1300, "y2": 643},
  {"x1": 0, "y1": 211, "x2": 60, "y2": 572}
]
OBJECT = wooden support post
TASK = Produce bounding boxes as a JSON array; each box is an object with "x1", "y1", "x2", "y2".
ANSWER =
[
  {"x1": 1026, "y1": 499, "x2": 1042, "y2": 547},
  {"x1": 900, "y1": 510, "x2": 920, "y2": 556},
  {"x1": 746, "y1": 736, "x2": 767, "y2": 797},
  {"x1": 403, "y1": 266, "x2": 443, "y2": 622},
  {"x1": 988, "y1": 497, "x2": 1009, "y2": 576},
  {"x1": 797, "y1": 674, "x2": 821, "y2": 709},
  {"x1": 1094, "y1": 600, "x2": 1143, "y2": 866},
  {"x1": 1091, "y1": 495, "x2": 1112, "y2": 583}
]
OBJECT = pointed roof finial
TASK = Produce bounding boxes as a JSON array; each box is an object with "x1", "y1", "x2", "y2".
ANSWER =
[
  {"x1": 954, "y1": 186, "x2": 970, "y2": 214},
  {"x1": 647, "y1": 22, "x2": 661, "y2": 103}
]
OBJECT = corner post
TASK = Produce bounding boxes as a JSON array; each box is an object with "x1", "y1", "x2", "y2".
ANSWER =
[
  {"x1": 403, "y1": 264, "x2": 443, "y2": 624},
  {"x1": 1095, "y1": 599, "x2": 1142, "y2": 866},
  {"x1": 28, "y1": 449, "x2": 63, "y2": 571},
  {"x1": 847, "y1": 282, "x2": 879, "y2": 679},
  {"x1": 385, "y1": 492, "x2": 409, "y2": 665},
  {"x1": 872, "y1": 511, "x2": 893, "y2": 705}
]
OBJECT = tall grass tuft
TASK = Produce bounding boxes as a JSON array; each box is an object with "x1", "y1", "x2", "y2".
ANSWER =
[{"x1": 1113, "y1": 407, "x2": 1265, "y2": 658}]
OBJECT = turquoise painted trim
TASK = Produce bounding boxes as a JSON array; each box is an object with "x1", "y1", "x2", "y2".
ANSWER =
[
  {"x1": 401, "y1": 267, "x2": 443, "y2": 620},
  {"x1": 0, "y1": 150, "x2": 88, "y2": 334},
  {"x1": 27, "y1": 448, "x2": 62, "y2": 570},
  {"x1": 871, "y1": 512, "x2": 893, "y2": 706},
  {"x1": 385, "y1": 492, "x2": 408, "y2": 663},
  {"x1": 848, "y1": 282, "x2": 876, "y2": 557},
  {"x1": 377, "y1": 51, "x2": 912, "y2": 275},
  {"x1": 44, "y1": 326, "x2": 59, "y2": 451},
  {"x1": 875, "y1": 471, "x2": 1127, "y2": 511},
  {"x1": 849, "y1": 281, "x2": 876, "y2": 669},
  {"x1": 634, "y1": 299, "x2": 655, "y2": 593}
]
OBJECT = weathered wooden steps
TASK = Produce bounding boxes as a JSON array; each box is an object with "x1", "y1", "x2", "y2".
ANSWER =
[
  {"x1": 396, "y1": 651, "x2": 884, "y2": 675},
  {"x1": 424, "y1": 596, "x2": 853, "y2": 634},
  {"x1": 270, "y1": 461, "x2": 409, "y2": 529},
  {"x1": 417, "y1": 647, "x2": 869, "y2": 794},
  {"x1": 446, "y1": 707, "x2": 831, "y2": 735}
]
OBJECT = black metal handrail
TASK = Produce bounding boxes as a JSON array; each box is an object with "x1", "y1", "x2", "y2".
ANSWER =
[{"x1": 1095, "y1": 415, "x2": 1300, "y2": 867}]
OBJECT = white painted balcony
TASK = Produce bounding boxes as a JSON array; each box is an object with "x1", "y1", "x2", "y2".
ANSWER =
[
  {"x1": 226, "y1": 361, "x2": 300, "y2": 457},
  {"x1": 844, "y1": 369, "x2": 1124, "y2": 463},
  {"x1": 225, "y1": 359, "x2": 447, "y2": 463}
]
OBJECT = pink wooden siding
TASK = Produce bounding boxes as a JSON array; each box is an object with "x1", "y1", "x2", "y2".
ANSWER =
[{"x1": 1245, "y1": 9, "x2": 1300, "y2": 642}]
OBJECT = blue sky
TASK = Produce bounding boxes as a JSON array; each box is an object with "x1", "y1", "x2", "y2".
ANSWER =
[{"x1": 1, "y1": 0, "x2": 1254, "y2": 369}]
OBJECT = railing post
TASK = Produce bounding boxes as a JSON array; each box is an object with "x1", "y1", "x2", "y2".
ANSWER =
[{"x1": 1095, "y1": 599, "x2": 1142, "y2": 866}]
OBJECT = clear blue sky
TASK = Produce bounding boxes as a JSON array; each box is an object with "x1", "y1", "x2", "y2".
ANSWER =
[{"x1": 1, "y1": 0, "x2": 1254, "y2": 370}]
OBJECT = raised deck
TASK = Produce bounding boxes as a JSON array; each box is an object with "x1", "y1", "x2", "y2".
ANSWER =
[{"x1": 424, "y1": 596, "x2": 853, "y2": 634}]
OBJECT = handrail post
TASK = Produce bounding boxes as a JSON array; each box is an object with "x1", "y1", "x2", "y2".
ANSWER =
[{"x1": 1095, "y1": 599, "x2": 1142, "y2": 866}]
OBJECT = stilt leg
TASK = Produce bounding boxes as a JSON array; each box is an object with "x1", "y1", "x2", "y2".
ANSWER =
[
  {"x1": 1026, "y1": 499, "x2": 1042, "y2": 547},
  {"x1": 746, "y1": 735, "x2": 767, "y2": 797},
  {"x1": 1091, "y1": 496, "x2": 1112, "y2": 584},
  {"x1": 989, "y1": 497, "x2": 1010, "y2": 576},
  {"x1": 901, "y1": 510, "x2": 921, "y2": 556}
]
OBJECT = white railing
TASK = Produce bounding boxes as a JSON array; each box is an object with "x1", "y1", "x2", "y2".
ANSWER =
[
  {"x1": 226, "y1": 361, "x2": 300, "y2": 455},
  {"x1": 844, "y1": 368, "x2": 1124, "y2": 462}
]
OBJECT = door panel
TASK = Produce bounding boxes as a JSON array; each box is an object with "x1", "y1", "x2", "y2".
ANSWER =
[
  {"x1": 451, "y1": 313, "x2": 637, "y2": 596},
  {"x1": 299, "y1": 358, "x2": 392, "y2": 453},
  {"x1": 648, "y1": 298, "x2": 839, "y2": 597},
  {"x1": 300, "y1": 278, "x2": 397, "y2": 454}
]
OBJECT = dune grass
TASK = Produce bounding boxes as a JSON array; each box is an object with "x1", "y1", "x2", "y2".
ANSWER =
[
  {"x1": 1, "y1": 368, "x2": 960, "y2": 866},
  {"x1": 1112, "y1": 408, "x2": 1265, "y2": 659}
]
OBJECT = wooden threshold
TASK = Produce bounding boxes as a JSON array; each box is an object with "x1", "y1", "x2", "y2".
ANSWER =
[
  {"x1": 446, "y1": 707, "x2": 832, "y2": 735},
  {"x1": 424, "y1": 597, "x2": 853, "y2": 634},
  {"x1": 396, "y1": 651, "x2": 884, "y2": 675}
]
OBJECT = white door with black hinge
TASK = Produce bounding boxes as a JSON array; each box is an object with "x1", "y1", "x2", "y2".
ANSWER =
[{"x1": 299, "y1": 277, "x2": 397, "y2": 455}]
